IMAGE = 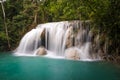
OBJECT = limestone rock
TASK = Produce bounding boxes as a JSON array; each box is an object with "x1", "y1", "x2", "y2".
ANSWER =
[
  {"x1": 65, "y1": 48, "x2": 80, "y2": 60},
  {"x1": 41, "y1": 28, "x2": 45, "y2": 38},
  {"x1": 36, "y1": 47, "x2": 47, "y2": 55},
  {"x1": 40, "y1": 28, "x2": 46, "y2": 47},
  {"x1": 65, "y1": 26, "x2": 74, "y2": 48}
]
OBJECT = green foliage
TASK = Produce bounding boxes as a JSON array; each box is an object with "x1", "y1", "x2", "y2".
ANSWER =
[
  {"x1": 0, "y1": 0, "x2": 119, "y2": 55},
  {"x1": 91, "y1": 0, "x2": 120, "y2": 55}
]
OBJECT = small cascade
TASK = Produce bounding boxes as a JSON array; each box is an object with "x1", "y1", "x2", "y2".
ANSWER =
[
  {"x1": 16, "y1": 28, "x2": 44, "y2": 54},
  {"x1": 15, "y1": 21, "x2": 103, "y2": 60}
]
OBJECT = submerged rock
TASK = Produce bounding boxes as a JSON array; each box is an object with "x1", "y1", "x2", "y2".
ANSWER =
[
  {"x1": 65, "y1": 48, "x2": 80, "y2": 60},
  {"x1": 36, "y1": 47, "x2": 47, "y2": 55}
]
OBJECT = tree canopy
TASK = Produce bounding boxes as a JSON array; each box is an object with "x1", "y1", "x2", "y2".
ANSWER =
[{"x1": 0, "y1": 0, "x2": 120, "y2": 55}]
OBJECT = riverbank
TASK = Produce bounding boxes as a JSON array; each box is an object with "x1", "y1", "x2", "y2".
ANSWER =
[{"x1": 103, "y1": 55, "x2": 120, "y2": 65}]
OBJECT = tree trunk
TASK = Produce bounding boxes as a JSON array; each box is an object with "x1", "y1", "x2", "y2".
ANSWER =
[
  {"x1": 33, "y1": 13, "x2": 37, "y2": 24},
  {"x1": 0, "y1": 0, "x2": 11, "y2": 49}
]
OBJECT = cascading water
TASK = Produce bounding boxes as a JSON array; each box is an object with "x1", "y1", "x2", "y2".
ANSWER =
[{"x1": 15, "y1": 21, "x2": 102, "y2": 60}]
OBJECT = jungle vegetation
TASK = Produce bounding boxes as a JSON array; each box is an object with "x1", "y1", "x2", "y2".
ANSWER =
[{"x1": 0, "y1": 0, "x2": 120, "y2": 56}]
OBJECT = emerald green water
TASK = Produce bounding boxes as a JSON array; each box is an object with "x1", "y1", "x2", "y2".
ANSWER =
[{"x1": 0, "y1": 52, "x2": 120, "y2": 80}]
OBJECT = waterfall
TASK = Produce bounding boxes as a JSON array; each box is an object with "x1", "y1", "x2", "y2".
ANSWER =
[
  {"x1": 15, "y1": 21, "x2": 102, "y2": 60},
  {"x1": 16, "y1": 28, "x2": 43, "y2": 54}
]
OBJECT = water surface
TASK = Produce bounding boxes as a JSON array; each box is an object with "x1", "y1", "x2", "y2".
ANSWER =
[{"x1": 0, "y1": 52, "x2": 120, "y2": 80}]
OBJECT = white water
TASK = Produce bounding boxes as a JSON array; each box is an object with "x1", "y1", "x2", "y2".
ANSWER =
[{"x1": 15, "y1": 21, "x2": 101, "y2": 60}]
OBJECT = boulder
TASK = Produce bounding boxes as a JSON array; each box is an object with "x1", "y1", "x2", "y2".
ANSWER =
[
  {"x1": 65, "y1": 48, "x2": 80, "y2": 60},
  {"x1": 36, "y1": 47, "x2": 47, "y2": 55}
]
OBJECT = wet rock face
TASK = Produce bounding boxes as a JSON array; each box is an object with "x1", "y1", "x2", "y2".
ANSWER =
[
  {"x1": 36, "y1": 47, "x2": 47, "y2": 55},
  {"x1": 65, "y1": 26, "x2": 74, "y2": 48},
  {"x1": 75, "y1": 29, "x2": 88, "y2": 48},
  {"x1": 41, "y1": 28, "x2": 45, "y2": 38},
  {"x1": 41, "y1": 28, "x2": 46, "y2": 47},
  {"x1": 65, "y1": 48, "x2": 80, "y2": 60}
]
